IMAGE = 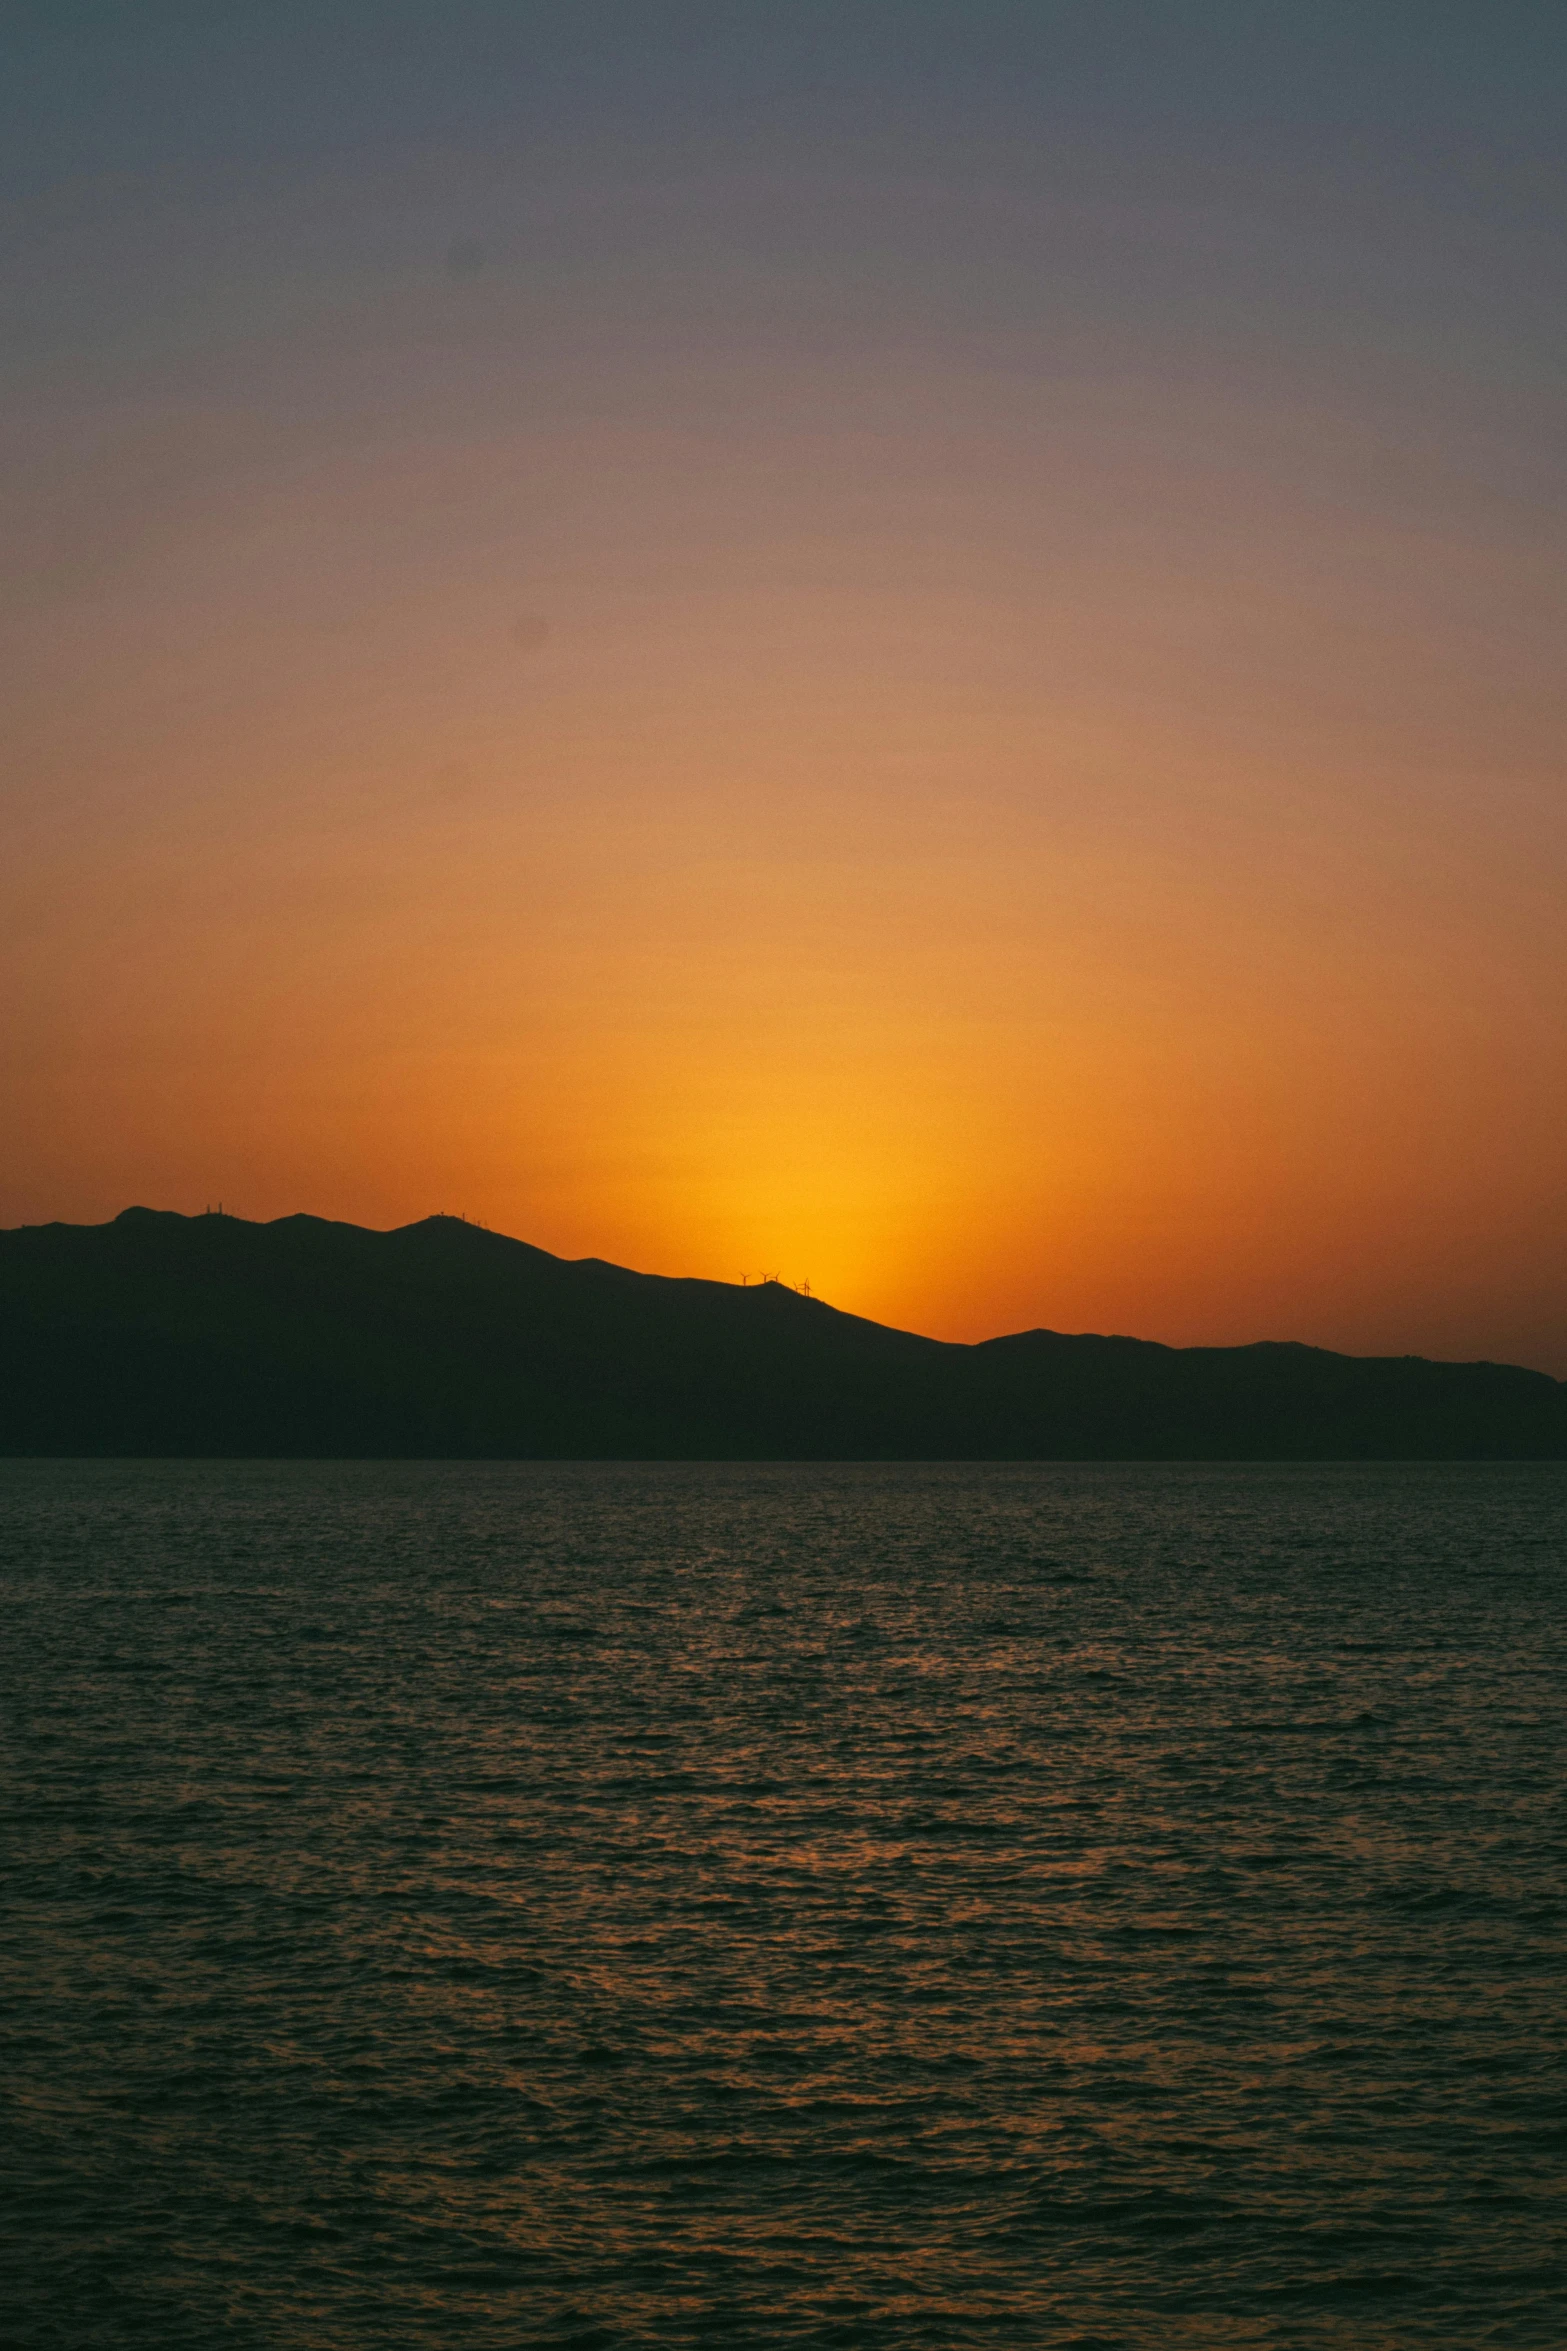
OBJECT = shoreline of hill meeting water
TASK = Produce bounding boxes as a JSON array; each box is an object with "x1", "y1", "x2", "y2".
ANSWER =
[{"x1": 2, "y1": 1208, "x2": 1564, "y2": 1460}]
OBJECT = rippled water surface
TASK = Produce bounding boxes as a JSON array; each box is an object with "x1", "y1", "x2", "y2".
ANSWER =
[{"x1": 3, "y1": 1460, "x2": 1565, "y2": 2347}]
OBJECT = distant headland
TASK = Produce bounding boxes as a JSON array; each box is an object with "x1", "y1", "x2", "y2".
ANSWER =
[{"x1": 2, "y1": 1208, "x2": 1563, "y2": 1460}]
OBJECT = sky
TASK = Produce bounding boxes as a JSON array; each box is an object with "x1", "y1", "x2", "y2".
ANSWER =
[{"x1": 4, "y1": 2, "x2": 1566, "y2": 1369}]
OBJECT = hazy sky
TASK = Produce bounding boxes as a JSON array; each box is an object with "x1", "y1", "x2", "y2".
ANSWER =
[{"x1": 5, "y1": 3, "x2": 1566, "y2": 1367}]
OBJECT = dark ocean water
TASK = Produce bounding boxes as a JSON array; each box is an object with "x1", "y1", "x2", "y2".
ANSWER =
[{"x1": 3, "y1": 1460, "x2": 1565, "y2": 2349}]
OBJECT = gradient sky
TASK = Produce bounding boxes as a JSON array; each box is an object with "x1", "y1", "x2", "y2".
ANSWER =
[{"x1": 5, "y1": 3, "x2": 1565, "y2": 1368}]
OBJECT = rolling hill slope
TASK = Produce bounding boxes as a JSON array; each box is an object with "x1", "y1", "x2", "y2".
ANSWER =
[{"x1": 1, "y1": 1209, "x2": 1562, "y2": 1459}]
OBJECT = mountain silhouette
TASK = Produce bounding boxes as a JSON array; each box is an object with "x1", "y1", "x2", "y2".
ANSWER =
[{"x1": 2, "y1": 1208, "x2": 1563, "y2": 1459}]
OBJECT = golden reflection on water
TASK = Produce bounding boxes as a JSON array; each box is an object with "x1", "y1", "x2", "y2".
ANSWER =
[{"x1": 4, "y1": 1459, "x2": 1565, "y2": 2347}]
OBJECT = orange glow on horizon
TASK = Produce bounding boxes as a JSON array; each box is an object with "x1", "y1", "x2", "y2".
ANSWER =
[{"x1": 6, "y1": 200, "x2": 1565, "y2": 1375}]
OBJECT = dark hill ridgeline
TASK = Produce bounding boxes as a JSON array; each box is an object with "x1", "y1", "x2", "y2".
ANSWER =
[{"x1": 1, "y1": 1208, "x2": 1563, "y2": 1459}]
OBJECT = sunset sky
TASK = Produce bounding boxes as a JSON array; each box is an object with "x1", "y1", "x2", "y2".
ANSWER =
[{"x1": 5, "y1": 3, "x2": 1565, "y2": 1370}]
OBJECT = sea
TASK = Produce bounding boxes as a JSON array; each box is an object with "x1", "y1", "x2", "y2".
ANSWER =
[{"x1": 3, "y1": 1459, "x2": 1564, "y2": 2349}]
